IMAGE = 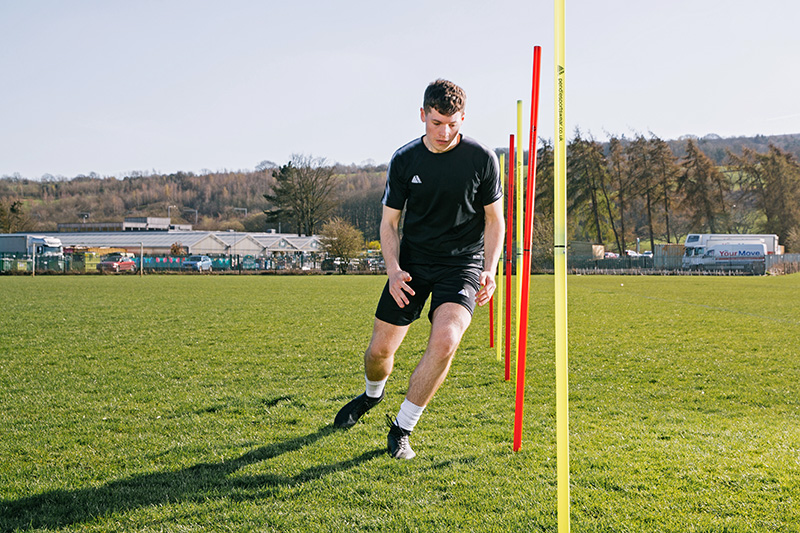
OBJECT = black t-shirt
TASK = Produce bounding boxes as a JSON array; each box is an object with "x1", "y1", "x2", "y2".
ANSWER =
[{"x1": 381, "y1": 135, "x2": 502, "y2": 265}]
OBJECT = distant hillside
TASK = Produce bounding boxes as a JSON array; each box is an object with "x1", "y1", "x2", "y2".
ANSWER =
[
  {"x1": 494, "y1": 132, "x2": 800, "y2": 167},
  {"x1": 0, "y1": 165, "x2": 387, "y2": 240},
  {"x1": 666, "y1": 132, "x2": 800, "y2": 164},
  {"x1": 2, "y1": 132, "x2": 799, "y2": 246}
]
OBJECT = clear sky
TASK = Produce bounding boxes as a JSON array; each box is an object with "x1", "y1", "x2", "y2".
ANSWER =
[{"x1": 2, "y1": 1, "x2": 799, "y2": 179}]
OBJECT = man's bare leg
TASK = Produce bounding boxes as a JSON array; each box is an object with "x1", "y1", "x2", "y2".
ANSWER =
[
  {"x1": 388, "y1": 303, "x2": 472, "y2": 459},
  {"x1": 334, "y1": 318, "x2": 408, "y2": 429},
  {"x1": 365, "y1": 318, "x2": 409, "y2": 382},
  {"x1": 406, "y1": 303, "x2": 472, "y2": 407}
]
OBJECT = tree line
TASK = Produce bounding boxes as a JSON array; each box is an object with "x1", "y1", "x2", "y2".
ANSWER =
[
  {"x1": 547, "y1": 132, "x2": 800, "y2": 254},
  {"x1": 0, "y1": 162, "x2": 387, "y2": 241},
  {"x1": 2, "y1": 132, "x2": 800, "y2": 253}
]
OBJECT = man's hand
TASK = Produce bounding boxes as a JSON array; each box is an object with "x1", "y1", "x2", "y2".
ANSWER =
[
  {"x1": 388, "y1": 269, "x2": 415, "y2": 308},
  {"x1": 475, "y1": 271, "x2": 496, "y2": 307}
]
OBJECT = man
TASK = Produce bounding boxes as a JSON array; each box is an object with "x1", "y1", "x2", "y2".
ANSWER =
[{"x1": 334, "y1": 79, "x2": 504, "y2": 460}]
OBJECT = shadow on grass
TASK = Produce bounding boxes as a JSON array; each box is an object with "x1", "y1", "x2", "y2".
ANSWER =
[{"x1": 1, "y1": 425, "x2": 383, "y2": 531}]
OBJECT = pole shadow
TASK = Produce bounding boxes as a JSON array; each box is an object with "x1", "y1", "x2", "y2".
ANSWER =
[{"x1": 0, "y1": 425, "x2": 382, "y2": 531}]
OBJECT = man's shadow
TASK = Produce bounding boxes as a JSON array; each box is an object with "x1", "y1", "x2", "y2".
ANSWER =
[{"x1": 1, "y1": 425, "x2": 382, "y2": 531}]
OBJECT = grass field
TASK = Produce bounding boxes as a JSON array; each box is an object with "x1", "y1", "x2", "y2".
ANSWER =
[{"x1": 1, "y1": 273, "x2": 799, "y2": 532}]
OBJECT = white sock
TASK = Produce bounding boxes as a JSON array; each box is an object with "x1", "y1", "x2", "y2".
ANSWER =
[
  {"x1": 365, "y1": 375, "x2": 388, "y2": 399},
  {"x1": 395, "y1": 398, "x2": 425, "y2": 432}
]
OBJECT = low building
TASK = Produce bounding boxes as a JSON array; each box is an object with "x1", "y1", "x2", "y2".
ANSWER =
[
  {"x1": 58, "y1": 217, "x2": 192, "y2": 232},
  {"x1": 53, "y1": 230, "x2": 324, "y2": 269}
]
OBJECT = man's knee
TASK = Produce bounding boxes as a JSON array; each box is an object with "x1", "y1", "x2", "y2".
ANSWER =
[
  {"x1": 366, "y1": 339, "x2": 396, "y2": 362},
  {"x1": 366, "y1": 319, "x2": 408, "y2": 363},
  {"x1": 428, "y1": 304, "x2": 471, "y2": 357},
  {"x1": 428, "y1": 327, "x2": 463, "y2": 359}
]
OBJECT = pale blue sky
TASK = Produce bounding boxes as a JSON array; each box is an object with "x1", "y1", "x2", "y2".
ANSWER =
[{"x1": 2, "y1": 1, "x2": 798, "y2": 178}]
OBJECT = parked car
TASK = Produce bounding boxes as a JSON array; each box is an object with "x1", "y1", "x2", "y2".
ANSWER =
[
  {"x1": 181, "y1": 255, "x2": 213, "y2": 272},
  {"x1": 97, "y1": 254, "x2": 137, "y2": 273}
]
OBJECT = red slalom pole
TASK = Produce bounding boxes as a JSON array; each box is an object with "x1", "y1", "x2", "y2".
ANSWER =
[
  {"x1": 514, "y1": 45, "x2": 543, "y2": 451},
  {"x1": 504, "y1": 134, "x2": 515, "y2": 382}
]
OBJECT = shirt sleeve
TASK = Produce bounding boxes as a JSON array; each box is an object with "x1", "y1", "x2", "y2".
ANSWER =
[
  {"x1": 381, "y1": 153, "x2": 408, "y2": 210},
  {"x1": 480, "y1": 150, "x2": 502, "y2": 206}
]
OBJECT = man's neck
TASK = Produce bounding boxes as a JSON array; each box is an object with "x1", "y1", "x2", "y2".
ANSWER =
[{"x1": 423, "y1": 134, "x2": 461, "y2": 154}]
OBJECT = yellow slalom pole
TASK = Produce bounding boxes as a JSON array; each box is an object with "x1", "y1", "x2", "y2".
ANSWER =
[
  {"x1": 496, "y1": 154, "x2": 505, "y2": 362},
  {"x1": 554, "y1": 0, "x2": 570, "y2": 531},
  {"x1": 514, "y1": 100, "x2": 524, "y2": 369}
]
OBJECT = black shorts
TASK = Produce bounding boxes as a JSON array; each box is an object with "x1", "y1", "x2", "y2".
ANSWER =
[{"x1": 375, "y1": 262, "x2": 483, "y2": 326}]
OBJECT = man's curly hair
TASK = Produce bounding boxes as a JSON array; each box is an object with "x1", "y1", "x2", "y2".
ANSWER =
[{"x1": 423, "y1": 79, "x2": 466, "y2": 115}]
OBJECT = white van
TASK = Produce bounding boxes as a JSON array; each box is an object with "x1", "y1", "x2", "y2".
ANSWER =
[
  {"x1": 682, "y1": 234, "x2": 779, "y2": 270},
  {"x1": 694, "y1": 243, "x2": 767, "y2": 274}
]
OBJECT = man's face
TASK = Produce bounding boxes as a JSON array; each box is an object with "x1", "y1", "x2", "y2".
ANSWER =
[{"x1": 420, "y1": 107, "x2": 464, "y2": 153}]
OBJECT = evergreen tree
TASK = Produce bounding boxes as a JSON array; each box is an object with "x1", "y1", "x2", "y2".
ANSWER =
[
  {"x1": 0, "y1": 200, "x2": 30, "y2": 233},
  {"x1": 567, "y1": 131, "x2": 612, "y2": 244},
  {"x1": 649, "y1": 135, "x2": 681, "y2": 243},
  {"x1": 626, "y1": 135, "x2": 658, "y2": 253},
  {"x1": 677, "y1": 139, "x2": 731, "y2": 233},
  {"x1": 607, "y1": 136, "x2": 631, "y2": 254},
  {"x1": 729, "y1": 145, "x2": 800, "y2": 249}
]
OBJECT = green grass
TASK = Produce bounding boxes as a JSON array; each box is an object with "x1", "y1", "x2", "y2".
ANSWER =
[{"x1": 1, "y1": 274, "x2": 799, "y2": 532}]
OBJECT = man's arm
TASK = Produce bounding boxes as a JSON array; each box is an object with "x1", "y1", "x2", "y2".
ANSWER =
[
  {"x1": 380, "y1": 205, "x2": 415, "y2": 308},
  {"x1": 475, "y1": 198, "x2": 505, "y2": 307}
]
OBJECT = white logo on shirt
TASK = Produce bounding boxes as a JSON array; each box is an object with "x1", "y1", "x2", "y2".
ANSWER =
[{"x1": 411, "y1": 175, "x2": 422, "y2": 184}]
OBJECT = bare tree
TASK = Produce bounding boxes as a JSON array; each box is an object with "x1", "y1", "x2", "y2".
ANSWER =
[{"x1": 264, "y1": 154, "x2": 338, "y2": 236}]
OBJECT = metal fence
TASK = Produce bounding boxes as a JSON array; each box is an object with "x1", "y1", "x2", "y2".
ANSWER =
[
  {"x1": 766, "y1": 254, "x2": 800, "y2": 275},
  {"x1": 0, "y1": 252, "x2": 318, "y2": 273},
  {"x1": 567, "y1": 256, "x2": 654, "y2": 271},
  {"x1": 566, "y1": 253, "x2": 800, "y2": 275},
  {"x1": 4, "y1": 251, "x2": 800, "y2": 275}
]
